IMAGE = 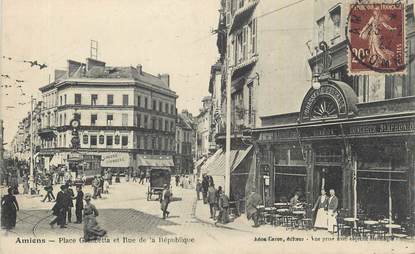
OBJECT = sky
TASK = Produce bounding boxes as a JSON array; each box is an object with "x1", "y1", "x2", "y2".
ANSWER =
[{"x1": 0, "y1": 0, "x2": 220, "y2": 147}]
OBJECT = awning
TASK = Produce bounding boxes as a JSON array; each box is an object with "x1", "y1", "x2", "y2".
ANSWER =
[
  {"x1": 194, "y1": 157, "x2": 206, "y2": 169},
  {"x1": 205, "y1": 146, "x2": 253, "y2": 176},
  {"x1": 201, "y1": 149, "x2": 223, "y2": 175},
  {"x1": 101, "y1": 152, "x2": 131, "y2": 168},
  {"x1": 137, "y1": 155, "x2": 174, "y2": 167},
  {"x1": 229, "y1": 0, "x2": 259, "y2": 34}
]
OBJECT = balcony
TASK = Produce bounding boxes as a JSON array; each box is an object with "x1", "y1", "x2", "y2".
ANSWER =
[
  {"x1": 229, "y1": 0, "x2": 259, "y2": 34},
  {"x1": 38, "y1": 127, "x2": 57, "y2": 136}
]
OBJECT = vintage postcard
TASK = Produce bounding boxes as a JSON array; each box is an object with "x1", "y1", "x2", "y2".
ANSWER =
[{"x1": 0, "y1": 0, "x2": 414, "y2": 254}]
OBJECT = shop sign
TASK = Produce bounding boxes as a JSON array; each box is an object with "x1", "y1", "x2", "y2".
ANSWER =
[
  {"x1": 347, "y1": 119, "x2": 415, "y2": 136},
  {"x1": 101, "y1": 153, "x2": 131, "y2": 168}
]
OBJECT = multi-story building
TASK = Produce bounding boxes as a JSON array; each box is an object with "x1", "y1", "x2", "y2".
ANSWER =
[
  {"x1": 175, "y1": 111, "x2": 195, "y2": 174},
  {"x1": 254, "y1": 0, "x2": 415, "y2": 233},
  {"x1": 195, "y1": 96, "x2": 213, "y2": 159},
  {"x1": 38, "y1": 58, "x2": 177, "y2": 174}
]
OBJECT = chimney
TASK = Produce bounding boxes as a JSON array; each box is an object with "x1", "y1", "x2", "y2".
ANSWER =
[
  {"x1": 158, "y1": 73, "x2": 170, "y2": 87},
  {"x1": 86, "y1": 58, "x2": 105, "y2": 71},
  {"x1": 136, "y1": 64, "x2": 143, "y2": 75}
]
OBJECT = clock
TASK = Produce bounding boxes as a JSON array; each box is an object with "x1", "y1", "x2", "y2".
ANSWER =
[{"x1": 70, "y1": 119, "x2": 80, "y2": 128}]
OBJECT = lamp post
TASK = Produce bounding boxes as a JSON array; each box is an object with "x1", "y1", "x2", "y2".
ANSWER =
[
  {"x1": 312, "y1": 41, "x2": 332, "y2": 89},
  {"x1": 225, "y1": 66, "x2": 232, "y2": 197}
]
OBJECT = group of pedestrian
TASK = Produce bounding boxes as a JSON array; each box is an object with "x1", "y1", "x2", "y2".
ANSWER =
[{"x1": 49, "y1": 183, "x2": 82, "y2": 228}]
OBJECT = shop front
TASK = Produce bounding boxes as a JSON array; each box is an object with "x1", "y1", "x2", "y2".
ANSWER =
[{"x1": 254, "y1": 80, "x2": 415, "y2": 234}]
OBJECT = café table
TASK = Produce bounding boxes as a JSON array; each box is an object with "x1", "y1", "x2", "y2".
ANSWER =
[
  {"x1": 342, "y1": 218, "x2": 358, "y2": 237},
  {"x1": 363, "y1": 220, "x2": 379, "y2": 239},
  {"x1": 274, "y1": 202, "x2": 289, "y2": 207},
  {"x1": 384, "y1": 224, "x2": 401, "y2": 229}
]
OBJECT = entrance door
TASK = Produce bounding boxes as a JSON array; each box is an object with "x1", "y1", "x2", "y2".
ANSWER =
[{"x1": 316, "y1": 166, "x2": 343, "y2": 207}]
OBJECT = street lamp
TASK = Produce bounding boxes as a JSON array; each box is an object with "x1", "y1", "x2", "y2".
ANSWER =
[{"x1": 312, "y1": 73, "x2": 321, "y2": 90}]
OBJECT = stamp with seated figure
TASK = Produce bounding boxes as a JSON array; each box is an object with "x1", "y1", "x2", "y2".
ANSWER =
[{"x1": 346, "y1": 0, "x2": 406, "y2": 74}]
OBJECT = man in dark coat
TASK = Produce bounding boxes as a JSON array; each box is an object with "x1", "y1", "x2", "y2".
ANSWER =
[
  {"x1": 160, "y1": 184, "x2": 171, "y2": 219},
  {"x1": 246, "y1": 192, "x2": 262, "y2": 227},
  {"x1": 50, "y1": 185, "x2": 68, "y2": 228},
  {"x1": 201, "y1": 175, "x2": 209, "y2": 204},
  {"x1": 75, "y1": 185, "x2": 84, "y2": 223}
]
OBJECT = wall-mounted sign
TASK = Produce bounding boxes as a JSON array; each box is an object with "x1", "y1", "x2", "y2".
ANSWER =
[{"x1": 101, "y1": 152, "x2": 131, "y2": 168}]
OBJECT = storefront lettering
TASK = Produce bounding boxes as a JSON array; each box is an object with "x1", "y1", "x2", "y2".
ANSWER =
[
  {"x1": 301, "y1": 85, "x2": 347, "y2": 121},
  {"x1": 348, "y1": 120, "x2": 415, "y2": 136}
]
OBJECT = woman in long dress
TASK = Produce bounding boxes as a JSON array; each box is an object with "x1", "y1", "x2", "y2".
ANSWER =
[
  {"x1": 83, "y1": 194, "x2": 107, "y2": 241},
  {"x1": 1, "y1": 187, "x2": 19, "y2": 230},
  {"x1": 312, "y1": 189, "x2": 328, "y2": 229}
]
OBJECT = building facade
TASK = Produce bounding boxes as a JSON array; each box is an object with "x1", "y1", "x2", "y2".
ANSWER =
[
  {"x1": 37, "y1": 58, "x2": 177, "y2": 174},
  {"x1": 195, "y1": 96, "x2": 214, "y2": 159},
  {"x1": 253, "y1": 0, "x2": 415, "y2": 233},
  {"x1": 175, "y1": 111, "x2": 195, "y2": 174}
]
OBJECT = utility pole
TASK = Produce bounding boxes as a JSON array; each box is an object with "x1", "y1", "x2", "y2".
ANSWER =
[
  {"x1": 225, "y1": 67, "x2": 232, "y2": 197},
  {"x1": 29, "y1": 95, "x2": 34, "y2": 188}
]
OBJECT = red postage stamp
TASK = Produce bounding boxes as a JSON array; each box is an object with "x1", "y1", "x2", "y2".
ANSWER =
[{"x1": 347, "y1": 2, "x2": 406, "y2": 74}]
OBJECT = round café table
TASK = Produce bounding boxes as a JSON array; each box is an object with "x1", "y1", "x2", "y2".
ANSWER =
[
  {"x1": 364, "y1": 220, "x2": 378, "y2": 225},
  {"x1": 274, "y1": 202, "x2": 289, "y2": 207},
  {"x1": 384, "y1": 224, "x2": 400, "y2": 229},
  {"x1": 292, "y1": 210, "x2": 306, "y2": 215},
  {"x1": 276, "y1": 208, "x2": 289, "y2": 213},
  {"x1": 343, "y1": 218, "x2": 358, "y2": 236}
]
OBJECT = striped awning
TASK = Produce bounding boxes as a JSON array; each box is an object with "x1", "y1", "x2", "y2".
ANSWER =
[
  {"x1": 205, "y1": 146, "x2": 253, "y2": 176},
  {"x1": 137, "y1": 155, "x2": 174, "y2": 167}
]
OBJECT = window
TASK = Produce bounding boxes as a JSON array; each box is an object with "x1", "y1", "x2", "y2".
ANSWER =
[
  {"x1": 165, "y1": 103, "x2": 169, "y2": 113},
  {"x1": 63, "y1": 134, "x2": 66, "y2": 146},
  {"x1": 64, "y1": 94, "x2": 67, "y2": 105},
  {"x1": 59, "y1": 114, "x2": 63, "y2": 126},
  {"x1": 90, "y1": 135, "x2": 97, "y2": 146},
  {"x1": 236, "y1": 31, "x2": 243, "y2": 63},
  {"x1": 64, "y1": 113, "x2": 67, "y2": 125},
  {"x1": 122, "y1": 113, "x2": 128, "y2": 126},
  {"x1": 164, "y1": 137, "x2": 168, "y2": 151},
  {"x1": 144, "y1": 115, "x2": 148, "y2": 128},
  {"x1": 158, "y1": 137, "x2": 162, "y2": 151},
  {"x1": 170, "y1": 120, "x2": 174, "y2": 132},
  {"x1": 91, "y1": 94, "x2": 98, "y2": 105},
  {"x1": 137, "y1": 95, "x2": 141, "y2": 107},
  {"x1": 170, "y1": 105, "x2": 174, "y2": 115},
  {"x1": 107, "y1": 114, "x2": 113, "y2": 126},
  {"x1": 75, "y1": 94, "x2": 81, "y2": 105},
  {"x1": 152, "y1": 100, "x2": 157, "y2": 110},
  {"x1": 242, "y1": 26, "x2": 248, "y2": 60},
  {"x1": 114, "y1": 135, "x2": 120, "y2": 145},
  {"x1": 144, "y1": 97, "x2": 148, "y2": 109},
  {"x1": 83, "y1": 135, "x2": 89, "y2": 145},
  {"x1": 151, "y1": 117, "x2": 156, "y2": 129},
  {"x1": 122, "y1": 136, "x2": 128, "y2": 146},
  {"x1": 123, "y1": 94, "x2": 129, "y2": 106},
  {"x1": 106, "y1": 136, "x2": 113, "y2": 146},
  {"x1": 91, "y1": 114, "x2": 97, "y2": 126},
  {"x1": 159, "y1": 102, "x2": 162, "y2": 112},
  {"x1": 60, "y1": 96, "x2": 62, "y2": 106},
  {"x1": 330, "y1": 6, "x2": 341, "y2": 39},
  {"x1": 136, "y1": 113, "x2": 141, "y2": 127},
  {"x1": 317, "y1": 17, "x2": 325, "y2": 44},
  {"x1": 144, "y1": 136, "x2": 148, "y2": 149},
  {"x1": 238, "y1": 0, "x2": 244, "y2": 8},
  {"x1": 159, "y1": 118, "x2": 163, "y2": 131},
  {"x1": 99, "y1": 135, "x2": 105, "y2": 145},
  {"x1": 107, "y1": 94, "x2": 114, "y2": 105},
  {"x1": 165, "y1": 120, "x2": 169, "y2": 132},
  {"x1": 152, "y1": 137, "x2": 156, "y2": 150}
]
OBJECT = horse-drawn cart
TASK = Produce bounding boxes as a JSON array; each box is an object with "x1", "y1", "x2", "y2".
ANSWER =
[{"x1": 146, "y1": 167, "x2": 171, "y2": 201}]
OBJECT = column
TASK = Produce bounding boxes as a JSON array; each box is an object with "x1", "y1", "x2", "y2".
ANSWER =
[
  {"x1": 267, "y1": 144, "x2": 275, "y2": 205},
  {"x1": 303, "y1": 143, "x2": 315, "y2": 205},
  {"x1": 342, "y1": 141, "x2": 353, "y2": 216},
  {"x1": 407, "y1": 141, "x2": 415, "y2": 235}
]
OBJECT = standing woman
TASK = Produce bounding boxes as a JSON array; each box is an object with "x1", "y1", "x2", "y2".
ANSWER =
[
  {"x1": 1, "y1": 187, "x2": 19, "y2": 230},
  {"x1": 22, "y1": 173, "x2": 29, "y2": 195},
  {"x1": 312, "y1": 189, "x2": 329, "y2": 229},
  {"x1": 83, "y1": 194, "x2": 107, "y2": 241}
]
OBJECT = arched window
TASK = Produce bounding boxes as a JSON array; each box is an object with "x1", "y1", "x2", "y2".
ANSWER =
[
  {"x1": 83, "y1": 135, "x2": 89, "y2": 145},
  {"x1": 114, "y1": 135, "x2": 120, "y2": 145},
  {"x1": 311, "y1": 96, "x2": 339, "y2": 120}
]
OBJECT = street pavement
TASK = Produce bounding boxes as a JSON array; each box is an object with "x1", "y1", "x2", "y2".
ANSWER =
[{"x1": 1, "y1": 179, "x2": 414, "y2": 254}]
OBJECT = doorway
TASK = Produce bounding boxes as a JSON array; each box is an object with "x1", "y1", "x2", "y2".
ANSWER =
[{"x1": 316, "y1": 166, "x2": 343, "y2": 206}]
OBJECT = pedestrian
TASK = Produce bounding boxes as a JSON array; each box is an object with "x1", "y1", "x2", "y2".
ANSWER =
[
  {"x1": 175, "y1": 175, "x2": 180, "y2": 187},
  {"x1": 207, "y1": 183, "x2": 217, "y2": 219},
  {"x1": 132, "y1": 170, "x2": 137, "y2": 182},
  {"x1": 139, "y1": 170, "x2": 145, "y2": 184},
  {"x1": 125, "y1": 170, "x2": 130, "y2": 182},
  {"x1": 108, "y1": 170, "x2": 112, "y2": 185},
  {"x1": 83, "y1": 193, "x2": 107, "y2": 241},
  {"x1": 50, "y1": 185, "x2": 68, "y2": 228},
  {"x1": 195, "y1": 179, "x2": 202, "y2": 200},
  {"x1": 216, "y1": 187, "x2": 230, "y2": 224},
  {"x1": 22, "y1": 172, "x2": 29, "y2": 194},
  {"x1": 115, "y1": 172, "x2": 120, "y2": 183},
  {"x1": 327, "y1": 189, "x2": 338, "y2": 233},
  {"x1": 75, "y1": 186, "x2": 84, "y2": 224},
  {"x1": 10, "y1": 172, "x2": 19, "y2": 195},
  {"x1": 103, "y1": 177, "x2": 109, "y2": 194},
  {"x1": 99, "y1": 176, "x2": 104, "y2": 195},
  {"x1": 42, "y1": 175, "x2": 55, "y2": 202},
  {"x1": 201, "y1": 175, "x2": 209, "y2": 204},
  {"x1": 66, "y1": 184, "x2": 75, "y2": 223},
  {"x1": 1, "y1": 187, "x2": 19, "y2": 230},
  {"x1": 246, "y1": 191, "x2": 262, "y2": 227},
  {"x1": 92, "y1": 176, "x2": 101, "y2": 199},
  {"x1": 160, "y1": 184, "x2": 171, "y2": 219}
]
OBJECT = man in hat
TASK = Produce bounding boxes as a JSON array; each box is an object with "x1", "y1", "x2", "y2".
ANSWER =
[
  {"x1": 50, "y1": 185, "x2": 69, "y2": 228},
  {"x1": 75, "y1": 185, "x2": 84, "y2": 223},
  {"x1": 160, "y1": 184, "x2": 171, "y2": 219},
  {"x1": 66, "y1": 183, "x2": 75, "y2": 223}
]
